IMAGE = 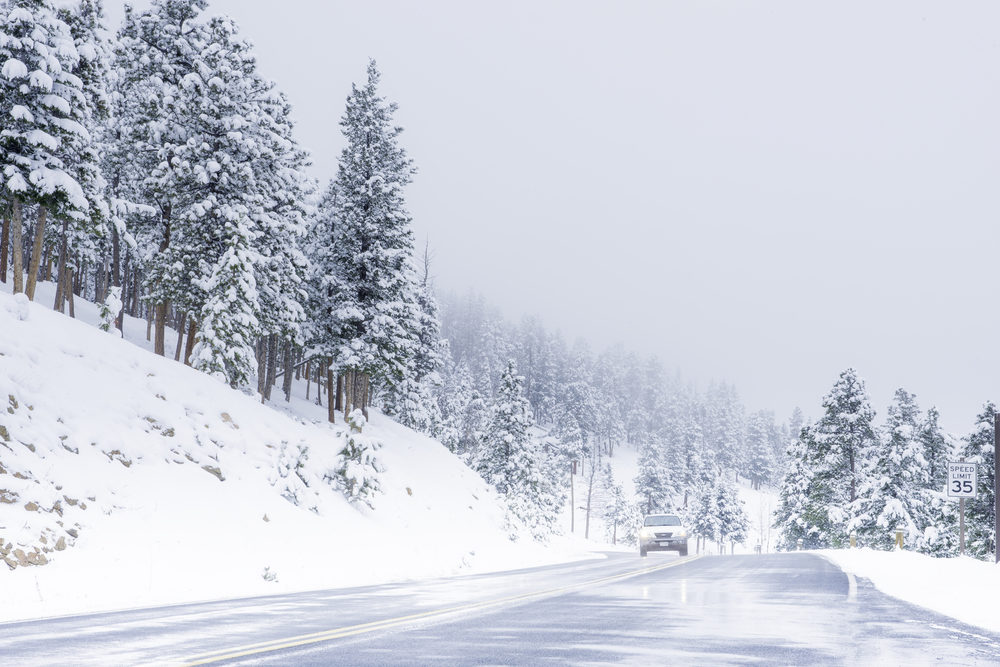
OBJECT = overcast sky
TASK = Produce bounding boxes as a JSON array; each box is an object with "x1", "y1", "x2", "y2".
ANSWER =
[{"x1": 107, "y1": 1, "x2": 1000, "y2": 433}]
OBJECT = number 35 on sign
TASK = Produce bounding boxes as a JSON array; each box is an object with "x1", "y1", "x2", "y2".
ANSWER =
[{"x1": 947, "y1": 462, "x2": 977, "y2": 498}]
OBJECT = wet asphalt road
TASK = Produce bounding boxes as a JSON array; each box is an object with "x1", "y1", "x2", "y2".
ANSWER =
[{"x1": 2, "y1": 552, "x2": 1000, "y2": 665}]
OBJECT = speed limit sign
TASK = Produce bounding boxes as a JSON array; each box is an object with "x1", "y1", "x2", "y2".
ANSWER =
[{"x1": 947, "y1": 462, "x2": 977, "y2": 498}]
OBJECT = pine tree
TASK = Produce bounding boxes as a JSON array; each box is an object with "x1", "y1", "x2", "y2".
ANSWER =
[
  {"x1": 774, "y1": 425, "x2": 824, "y2": 550},
  {"x1": 745, "y1": 411, "x2": 774, "y2": 490},
  {"x1": 960, "y1": 403, "x2": 996, "y2": 559},
  {"x1": 919, "y1": 407, "x2": 949, "y2": 494},
  {"x1": 850, "y1": 388, "x2": 928, "y2": 549},
  {"x1": 474, "y1": 360, "x2": 534, "y2": 494},
  {"x1": 307, "y1": 60, "x2": 419, "y2": 421},
  {"x1": 0, "y1": 0, "x2": 90, "y2": 298},
  {"x1": 190, "y1": 217, "x2": 260, "y2": 388},
  {"x1": 634, "y1": 433, "x2": 672, "y2": 514},
  {"x1": 474, "y1": 360, "x2": 561, "y2": 537},
  {"x1": 809, "y1": 368, "x2": 879, "y2": 547},
  {"x1": 714, "y1": 477, "x2": 750, "y2": 553},
  {"x1": 113, "y1": 0, "x2": 212, "y2": 355}
]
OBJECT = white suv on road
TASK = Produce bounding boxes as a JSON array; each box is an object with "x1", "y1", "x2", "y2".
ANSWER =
[{"x1": 638, "y1": 513, "x2": 689, "y2": 557}]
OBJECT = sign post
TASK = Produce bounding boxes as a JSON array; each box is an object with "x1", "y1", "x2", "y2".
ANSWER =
[
  {"x1": 947, "y1": 461, "x2": 977, "y2": 555},
  {"x1": 995, "y1": 414, "x2": 999, "y2": 564}
]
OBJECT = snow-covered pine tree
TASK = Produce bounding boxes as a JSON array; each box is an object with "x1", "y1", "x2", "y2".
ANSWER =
[
  {"x1": 960, "y1": 403, "x2": 996, "y2": 560},
  {"x1": 634, "y1": 433, "x2": 672, "y2": 514},
  {"x1": 333, "y1": 409, "x2": 383, "y2": 508},
  {"x1": 249, "y1": 84, "x2": 311, "y2": 401},
  {"x1": 773, "y1": 424, "x2": 823, "y2": 550},
  {"x1": 704, "y1": 382, "x2": 744, "y2": 479},
  {"x1": 688, "y1": 479, "x2": 720, "y2": 553},
  {"x1": 745, "y1": 410, "x2": 775, "y2": 490},
  {"x1": 474, "y1": 360, "x2": 562, "y2": 537},
  {"x1": 475, "y1": 360, "x2": 534, "y2": 494},
  {"x1": 381, "y1": 247, "x2": 445, "y2": 434},
  {"x1": 0, "y1": 0, "x2": 89, "y2": 298},
  {"x1": 714, "y1": 477, "x2": 750, "y2": 553},
  {"x1": 809, "y1": 368, "x2": 879, "y2": 547},
  {"x1": 919, "y1": 406, "x2": 949, "y2": 494},
  {"x1": 51, "y1": 0, "x2": 111, "y2": 314},
  {"x1": 849, "y1": 388, "x2": 928, "y2": 550},
  {"x1": 191, "y1": 216, "x2": 260, "y2": 388},
  {"x1": 113, "y1": 0, "x2": 212, "y2": 356},
  {"x1": 307, "y1": 60, "x2": 419, "y2": 422},
  {"x1": 602, "y1": 463, "x2": 630, "y2": 544}
]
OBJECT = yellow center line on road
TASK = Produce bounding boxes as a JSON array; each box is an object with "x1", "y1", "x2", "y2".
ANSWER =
[{"x1": 171, "y1": 554, "x2": 701, "y2": 666}]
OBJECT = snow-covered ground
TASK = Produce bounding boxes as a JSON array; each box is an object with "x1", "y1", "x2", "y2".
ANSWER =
[
  {"x1": 821, "y1": 549, "x2": 1000, "y2": 634},
  {"x1": 0, "y1": 282, "x2": 606, "y2": 623}
]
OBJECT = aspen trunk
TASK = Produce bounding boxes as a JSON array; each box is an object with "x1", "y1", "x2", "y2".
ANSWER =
[
  {"x1": 0, "y1": 207, "x2": 9, "y2": 283},
  {"x1": 10, "y1": 199, "x2": 24, "y2": 294},
  {"x1": 25, "y1": 207, "x2": 47, "y2": 300}
]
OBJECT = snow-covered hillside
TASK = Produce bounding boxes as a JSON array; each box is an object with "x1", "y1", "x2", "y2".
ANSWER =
[{"x1": 0, "y1": 285, "x2": 601, "y2": 622}]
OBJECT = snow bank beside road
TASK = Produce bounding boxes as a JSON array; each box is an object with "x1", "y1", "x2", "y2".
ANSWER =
[
  {"x1": 0, "y1": 286, "x2": 602, "y2": 623},
  {"x1": 821, "y1": 549, "x2": 1000, "y2": 633}
]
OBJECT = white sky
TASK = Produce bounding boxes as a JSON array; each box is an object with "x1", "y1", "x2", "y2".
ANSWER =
[{"x1": 105, "y1": 0, "x2": 1000, "y2": 433}]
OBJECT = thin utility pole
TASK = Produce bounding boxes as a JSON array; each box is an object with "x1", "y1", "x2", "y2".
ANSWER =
[{"x1": 994, "y1": 413, "x2": 999, "y2": 564}]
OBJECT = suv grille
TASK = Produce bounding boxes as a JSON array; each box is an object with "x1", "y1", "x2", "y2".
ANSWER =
[{"x1": 654, "y1": 532, "x2": 672, "y2": 538}]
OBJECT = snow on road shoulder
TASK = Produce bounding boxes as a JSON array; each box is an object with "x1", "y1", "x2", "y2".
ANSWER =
[{"x1": 820, "y1": 548, "x2": 1000, "y2": 633}]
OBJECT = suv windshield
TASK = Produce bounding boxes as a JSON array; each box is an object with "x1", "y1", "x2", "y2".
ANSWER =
[{"x1": 643, "y1": 515, "x2": 681, "y2": 527}]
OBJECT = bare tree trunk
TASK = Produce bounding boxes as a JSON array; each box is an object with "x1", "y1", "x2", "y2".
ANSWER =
[
  {"x1": 146, "y1": 305, "x2": 153, "y2": 341},
  {"x1": 153, "y1": 208, "x2": 171, "y2": 356},
  {"x1": 0, "y1": 206, "x2": 9, "y2": 283},
  {"x1": 113, "y1": 227, "x2": 123, "y2": 332},
  {"x1": 10, "y1": 199, "x2": 24, "y2": 294},
  {"x1": 361, "y1": 373, "x2": 370, "y2": 421},
  {"x1": 256, "y1": 337, "x2": 268, "y2": 398},
  {"x1": 343, "y1": 368, "x2": 353, "y2": 418},
  {"x1": 326, "y1": 366, "x2": 336, "y2": 424},
  {"x1": 305, "y1": 361, "x2": 311, "y2": 401},
  {"x1": 264, "y1": 334, "x2": 278, "y2": 401},
  {"x1": 335, "y1": 373, "x2": 344, "y2": 412},
  {"x1": 282, "y1": 342, "x2": 293, "y2": 402},
  {"x1": 67, "y1": 267, "x2": 75, "y2": 318},
  {"x1": 174, "y1": 311, "x2": 187, "y2": 361},
  {"x1": 53, "y1": 218, "x2": 69, "y2": 312},
  {"x1": 131, "y1": 265, "x2": 141, "y2": 318},
  {"x1": 25, "y1": 207, "x2": 47, "y2": 300},
  {"x1": 41, "y1": 241, "x2": 51, "y2": 283},
  {"x1": 183, "y1": 319, "x2": 197, "y2": 366}
]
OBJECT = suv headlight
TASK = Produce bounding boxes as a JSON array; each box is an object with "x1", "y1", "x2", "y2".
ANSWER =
[
  {"x1": 639, "y1": 527, "x2": 653, "y2": 539},
  {"x1": 676, "y1": 529, "x2": 687, "y2": 538}
]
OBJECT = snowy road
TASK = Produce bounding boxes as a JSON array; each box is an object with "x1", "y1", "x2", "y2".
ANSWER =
[{"x1": 3, "y1": 552, "x2": 1000, "y2": 665}]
